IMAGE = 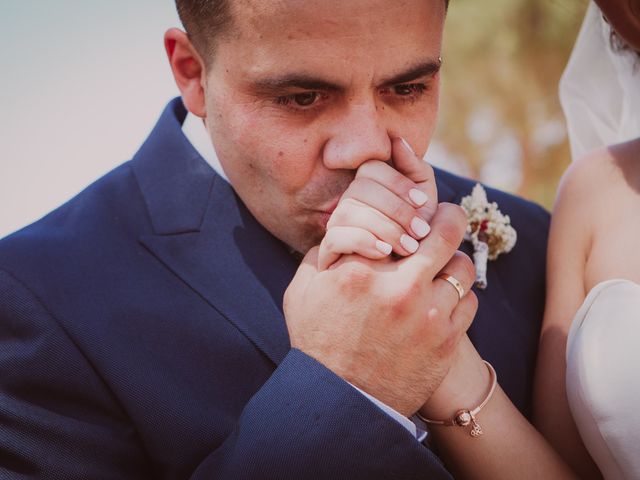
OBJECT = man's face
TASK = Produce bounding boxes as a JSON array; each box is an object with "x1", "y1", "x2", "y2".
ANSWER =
[{"x1": 203, "y1": 0, "x2": 445, "y2": 253}]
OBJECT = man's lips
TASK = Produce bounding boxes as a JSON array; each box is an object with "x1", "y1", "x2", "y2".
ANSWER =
[
  {"x1": 318, "y1": 198, "x2": 340, "y2": 215},
  {"x1": 315, "y1": 198, "x2": 341, "y2": 228}
]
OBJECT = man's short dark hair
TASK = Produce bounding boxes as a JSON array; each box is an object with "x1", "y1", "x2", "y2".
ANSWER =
[
  {"x1": 175, "y1": 0, "x2": 450, "y2": 64},
  {"x1": 175, "y1": 0, "x2": 233, "y2": 62}
]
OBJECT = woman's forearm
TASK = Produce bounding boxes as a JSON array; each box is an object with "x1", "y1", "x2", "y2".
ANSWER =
[{"x1": 419, "y1": 335, "x2": 577, "y2": 480}]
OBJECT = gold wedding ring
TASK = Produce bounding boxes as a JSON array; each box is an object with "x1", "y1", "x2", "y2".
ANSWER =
[{"x1": 437, "y1": 273, "x2": 465, "y2": 301}]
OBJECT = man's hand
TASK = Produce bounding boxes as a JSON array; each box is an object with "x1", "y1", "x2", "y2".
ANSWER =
[
  {"x1": 317, "y1": 137, "x2": 437, "y2": 270},
  {"x1": 284, "y1": 203, "x2": 477, "y2": 416}
]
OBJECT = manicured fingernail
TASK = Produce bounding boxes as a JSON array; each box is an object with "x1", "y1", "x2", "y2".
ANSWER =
[
  {"x1": 409, "y1": 188, "x2": 428, "y2": 207},
  {"x1": 375, "y1": 240, "x2": 393, "y2": 255},
  {"x1": 400, "y1": 234, "x2": 419, "y2": 253},
  {"x1": 411, "y1": 217, "x2": 431, "y2": 238},
  {"x1": 400, "y1": 137, "x2": 415, "y2": 155}
]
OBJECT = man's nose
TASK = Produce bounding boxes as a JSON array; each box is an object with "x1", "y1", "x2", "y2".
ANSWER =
[{"x1": 322, "y1": 101, "x2": 392, "y2": 170}]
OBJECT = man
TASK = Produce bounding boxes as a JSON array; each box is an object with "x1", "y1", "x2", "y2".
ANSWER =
[{"x1": 0, "y1": 0, "x2": 548, "y2": 478}]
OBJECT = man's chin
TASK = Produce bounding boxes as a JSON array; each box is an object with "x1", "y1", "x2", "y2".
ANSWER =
[{"x1": 286, "y1": 224, "x2": 325, "y2": 257}]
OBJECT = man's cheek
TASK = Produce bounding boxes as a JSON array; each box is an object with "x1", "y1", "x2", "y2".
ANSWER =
[{"x1": 265, "y1": 144, "x2": 319, "y2": 189}]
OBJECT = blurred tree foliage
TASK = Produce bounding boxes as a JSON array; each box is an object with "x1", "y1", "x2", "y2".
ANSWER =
[{"x1": 434, "y1": 0, "x2": 589, "y2": 208}]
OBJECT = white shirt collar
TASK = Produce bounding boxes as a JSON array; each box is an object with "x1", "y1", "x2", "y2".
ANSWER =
[{"x1": 182, "y1": 112, "x2": 230, "y2": 183}]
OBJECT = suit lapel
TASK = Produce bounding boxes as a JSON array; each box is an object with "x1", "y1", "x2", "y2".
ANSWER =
[
  {"x1": 434, "y1": 170, "x2": 457, "y2": 205},
  {"x1": 133, "y1": 99, "x2": 296, "y2": 366}
]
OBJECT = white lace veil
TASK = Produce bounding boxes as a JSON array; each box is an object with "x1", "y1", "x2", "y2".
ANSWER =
[{"x1": 559, "y1": 1, "x2": 640, "y2": 161}]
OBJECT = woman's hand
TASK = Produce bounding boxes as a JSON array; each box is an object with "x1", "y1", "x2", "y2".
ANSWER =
[{"x1": 317, "y1": 137, "x2": 438, "y2": 270}]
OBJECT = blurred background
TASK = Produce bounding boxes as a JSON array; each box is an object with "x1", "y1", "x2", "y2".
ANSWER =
[
  {"x1": 0, "y1": 0, "x2": 588, "y2": 238},
  {"x1": 432, "y1": 0, "x2": 588, "y2": 207}
]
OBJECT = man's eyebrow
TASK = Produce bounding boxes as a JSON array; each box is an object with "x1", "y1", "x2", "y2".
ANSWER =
[
  {"x1": 251, "y1": 75, "x2": 344, "y2": 93},
  {"x1": 378, "y1": 60, "x2": 442, "y2": 87},
  {"x1": 250, "y1": 59, "x2": 442, "y2": 94}
]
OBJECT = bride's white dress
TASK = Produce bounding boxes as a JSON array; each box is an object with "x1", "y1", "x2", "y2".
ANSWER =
[{"x1": 566, "y1": 279, "x2": 640, "y2": 479}]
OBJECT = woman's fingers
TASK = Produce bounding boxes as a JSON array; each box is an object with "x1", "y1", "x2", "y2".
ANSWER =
[
  {"x1": 317, "y1": 226, "x2": 392, "y2": 271},
  {"x1": 328, "y1": 198, "x2": 424, "y2": 256},
  {"x1": 355, "y1": 159, "x2": 431, "y2": 208},
  {"x1": 320, "y1": 137, "x2": 440, "y2": 270},
  {"x1": 345, "y1": 170, "x2": 430, "y2": 241},
  {"x1": 391, "y1": 137, "x2": 438, "y2": 223}
]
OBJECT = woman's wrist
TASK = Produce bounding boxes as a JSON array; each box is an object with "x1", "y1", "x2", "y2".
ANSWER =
[{"x1": 419, "y1": 335, "x2": 491, "y2": 419}]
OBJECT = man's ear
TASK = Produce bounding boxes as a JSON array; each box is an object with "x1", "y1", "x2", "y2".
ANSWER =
[{"x1": 164, "y1": 28, "x2": 207, "y2": 117}]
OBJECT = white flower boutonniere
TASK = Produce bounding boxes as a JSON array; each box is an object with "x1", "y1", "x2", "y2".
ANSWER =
[{"x1": 460, "y1": 184, "x2": 517, "y2": 289}]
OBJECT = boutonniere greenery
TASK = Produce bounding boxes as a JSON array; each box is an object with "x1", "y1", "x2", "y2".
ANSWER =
[{"x1": 460, "y1": 184, "x2": 517, "y2": 289}]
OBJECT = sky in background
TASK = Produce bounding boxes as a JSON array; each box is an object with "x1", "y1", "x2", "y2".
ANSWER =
[{"x1": 0, "y1": 1, "x2": 182, "y2": 237}]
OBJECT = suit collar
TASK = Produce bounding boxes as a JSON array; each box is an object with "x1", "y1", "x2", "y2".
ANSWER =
[
  {"x1": 132, "y1": 98, "x2": 215, "y2": 235},
  {"x1": 182, "y1": 111, "x2": 230, "y2": 183}
]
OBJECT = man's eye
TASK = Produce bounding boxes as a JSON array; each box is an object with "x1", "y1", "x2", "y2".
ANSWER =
[
  {"x1": 393, "y1": 84, "x2": 427, "y2": 96},
  {"x1": 276, "y1": 92, "x2": 321, "y2": 107},
  {"x1": 293, "y1": 92, "x2": 319, "y2": 106}
]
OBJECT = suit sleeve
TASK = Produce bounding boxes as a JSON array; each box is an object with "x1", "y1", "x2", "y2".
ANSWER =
[
  {"x1": 0, "y1": 270, "x2": 153, "y2": 479},
  {"x1": 0, "y1": 269, "x2": 451, "y2": 479},
  {"x1": 189, "y1": 349, "x2": 451, "y2": 480}
]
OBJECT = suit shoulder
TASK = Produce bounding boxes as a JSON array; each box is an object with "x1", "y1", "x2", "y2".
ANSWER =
[{"x1": 0, "y1": 161, "x2": 145, "y2": 274}]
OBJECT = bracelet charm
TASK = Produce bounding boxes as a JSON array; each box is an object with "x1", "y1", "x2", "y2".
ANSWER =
[
  {"x1": 470, "y1": 415, "x2": 483, "y2": 437},
  {"x1": 454, "y1": 410, "x2": 472, "y2": 426},
  {"x1": 416, "y1": 361, "x2": 497, "y2": 439},
  {"x1": 454, "y1": 410, "x2": 483, "y2": 437}
]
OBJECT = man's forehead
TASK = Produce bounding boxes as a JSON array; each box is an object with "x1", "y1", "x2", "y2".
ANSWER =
[
  {"x1": 211, "y1": 0, "x2": 445, "y2": 83},
  {"x1": 229, "y1": 0, "x2": 444, "y2": 39}
]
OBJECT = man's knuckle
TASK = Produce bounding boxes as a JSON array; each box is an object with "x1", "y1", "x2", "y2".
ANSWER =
[
  {"x1": 393, "y1": 280, "x2": 422, "y2": 305},
  {"x1": 383, "y1": 281, "x2": 420, "y2": 318},
  {"x1": 426, "y1": 306, "x2": 443, "y2": 324},
  {"x1": 339, "y1": 261, "x2": 373, "y2": 288}
]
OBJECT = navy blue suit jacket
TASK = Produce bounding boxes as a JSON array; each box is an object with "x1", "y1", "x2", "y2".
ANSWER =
[{"x1": 0, "y1": 99, "x2": 549, "y2": 479}]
